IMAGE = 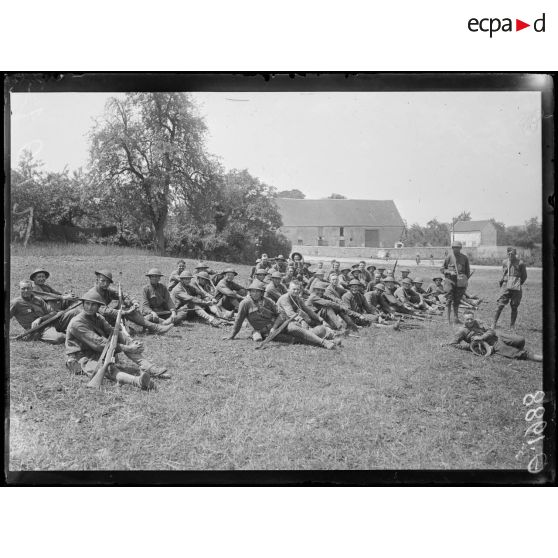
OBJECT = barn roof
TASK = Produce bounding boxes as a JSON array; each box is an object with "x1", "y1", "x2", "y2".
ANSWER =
[
  {"x1": 453, "y1": 220, "x2": 495, "y2": 232},
  {"x1": 274, "y1": 198, "x2": 405, "y2": 227}
]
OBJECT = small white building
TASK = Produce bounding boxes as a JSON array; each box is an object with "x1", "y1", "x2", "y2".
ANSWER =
[{"x1": 452, "y1": 220, "x2": 497, "y2": 247}]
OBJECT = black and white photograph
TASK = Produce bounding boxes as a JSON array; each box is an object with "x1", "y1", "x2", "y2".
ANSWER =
[{"x1": 4, "y1": 73, "x2": 554, "y2": 482}]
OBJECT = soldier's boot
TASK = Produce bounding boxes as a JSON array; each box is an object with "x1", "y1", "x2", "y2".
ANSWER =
[
  {"x1": 525, "y1": 351, "x2": 543, "y2": 362},
  {"x1": 146, "y1": 364, "x2": 170, "y2": 379},
  {"x1": 252, "y1": 331, "x2": 264, "y2": 342},
  {"x1": 491, "y1": 305, "x2": 504, "y2": 330},
  {"x1": 510, "y1": 307, "x2": 518, "y2": 330},
  {"x1": 453, "y1": 303, "x2": 462, "y2": 324},
  {"x1": 115, "y1": 370, "x2": 154, "y2": 390}
]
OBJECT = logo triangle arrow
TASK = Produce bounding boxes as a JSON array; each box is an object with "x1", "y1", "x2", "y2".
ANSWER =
[{"x1": 516, "y1": 19, "x2": 530, "y2": 31}]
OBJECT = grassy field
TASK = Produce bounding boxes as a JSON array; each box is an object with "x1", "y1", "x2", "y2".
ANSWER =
[{"x1": 7, "y1": 245, "x2": 544, "y2": 471}]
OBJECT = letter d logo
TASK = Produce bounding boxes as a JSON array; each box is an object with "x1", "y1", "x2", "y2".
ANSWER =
[{"x1": 534, "y1": 13, "x2": 546, "y2": 32}]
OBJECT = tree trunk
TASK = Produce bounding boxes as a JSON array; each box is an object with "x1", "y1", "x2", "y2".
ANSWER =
[{"x1": 153, "y1": 218, "x2": 166, "y2": 255}]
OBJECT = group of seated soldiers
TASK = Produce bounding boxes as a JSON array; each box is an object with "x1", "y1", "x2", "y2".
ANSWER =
[{"x1": 9, "y1": 252, "x2": 541, "y2": 391}]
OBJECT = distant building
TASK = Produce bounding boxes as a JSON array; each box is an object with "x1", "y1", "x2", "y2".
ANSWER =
[
  {"x1": 452, "y1": 220, "x2": 497, "y2": 247},
  {"x1": 274, "y1": 198, "x2": 405, "y2": 248}
]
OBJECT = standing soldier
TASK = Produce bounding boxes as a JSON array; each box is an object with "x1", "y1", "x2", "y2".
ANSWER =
[
  {"x1": 168, "y1": 259, "x2": 186, "y2": 291},
  {"x1": 10, "y1": 280, "x2": 76, "y2": 344},
  {"x1": 214, "y1": 268, "x2": 246, "y2": 313},
  {"x1": 441, "y1": 241, "x2": 471, "y2": 325},
  {"x1": 171, "y1": 270, "x2": 226, "y2": 327},
  {"x1": 415, "y1": 253, "x2": 421, "y2": 266},
  {"x1": 65, "y1": 289, "x2": 168, "y2": 390},
  {"x1": 492, "y1": 247, "x2": 528, "y2": 330},
  {"x1": 29, "y1": 268, "x2": 77, "y2": 311},
  {"x1": 142, "y1": 268, "x2": 178, "y2": 325},
  {"x1": 93, "y1": 270, "x2": 173, "y2": 335},
  {"x1": 265, "y1": 271, "x2": 288, "y2": 303}
]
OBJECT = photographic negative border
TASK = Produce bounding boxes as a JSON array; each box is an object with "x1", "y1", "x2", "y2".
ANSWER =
[{"x1": 3, "y1": 72, "x2": 556, "y2": 485}]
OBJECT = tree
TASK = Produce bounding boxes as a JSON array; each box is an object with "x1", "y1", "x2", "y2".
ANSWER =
[
  {"x1": 89, "y1": 93, "x2": 217, "y2": 254},
  {"x1": 327, "y1": 193, "x2": 347, "y2": 199},
  {"x1": 452, "y1": 211, "x2": 472, "y2": 226},
  {"x1": 276, "y1": 188, "x2": 306, "y2": 199}
]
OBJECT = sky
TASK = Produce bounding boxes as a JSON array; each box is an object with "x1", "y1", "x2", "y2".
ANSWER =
[{"x1": 9, "y1": 90, "x2": 542, "y2": 226}]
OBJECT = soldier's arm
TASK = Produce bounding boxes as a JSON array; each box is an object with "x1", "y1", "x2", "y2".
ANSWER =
[
  {"x1": 141, "y1": 286, "x2": 153, "y2": 315},
  {"x1": 72, "y1": 321, "x2": 110, "y2": 353},
  {"x1": 277, "y1": 296, "x2": 298, "y2": 320},
  {"x1": 228, "y1": 301, "x2": 249, "y2": 339},
  {"x1": 300, "y1": 300, "x2": 322, "y2": 323},
  {"x1": 464, "y1": 257, "x2": 471, "y2": 278},
  {"x1": 520, "y1": 263, "x2": 527, "y2": 285},
  {"x1": 216, "y1": 281, "x2": 239, "y2": 298},
  {"x1": 162, "y1": 285, "x2": 176, "y2": 311}
]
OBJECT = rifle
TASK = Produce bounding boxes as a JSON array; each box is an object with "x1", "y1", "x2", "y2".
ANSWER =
[
  {"x1": 87, "y1": 282, "x2": 123, "y2": 389},
  {"x1": 391, "y1": 258, "x2": 399, "y2": 277},
  {"x1": 255, "y1": 314, "x2": 296, "y2": 350},
  {"x1": 14, "y1": 301, "x2": 82, "y2": 340},
  {"x1": 31, "y1": 289, "x2": 77, "y2": 302}
]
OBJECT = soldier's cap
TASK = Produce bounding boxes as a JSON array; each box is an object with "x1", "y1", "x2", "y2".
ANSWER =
[
  {"x1": 412, "y1": 277, "x2": 424, "y2": 284},
  {"x1": 247, "y1": 280, "x2": 266, "y2": 292},
  {"x1": 451, "y1": 240, "x2": 463, "y2": 248},
  {"x1": 20, "y1": 280, "x2": 33, "y2": 288},
  {"x1": 179, "y1": 270, "x2": 194, "y2": 279},
  {"x1": 30, "y1": 268, "x2": 50, "y2": 280},
  {"x1": 95, "y1": 269, "x2": 113, "y2": 283},
  {"x1": 290, "y1": 252, "x2": 303, "y2": 260},
  {"x1": 401, "y1": 278, "x2": 413, "y2": 286},
  {"x1": 470, "y1": 339, "x2": 493, "y2": 357},
  {"x1": 401, "y1": 268, "x2": 410, "y2": 274},
  {"x1": 349, "y1": 279, "x2": 362, "y2": 287},
  {"x1": 312, "y1": 281, "x2": 328, "y2": 291},
  {"x1": 433, "y1": 276, "x2": 444, "y2": 281},
  {"x1": 270, "y1": 271, "x2": 283, "y2": 279},
  {"x1": 374, "y1": 283, "x2": 386, "y2": 292},
  {"x1": 351, "y1": 268, "x2": 361, "y2": 274},
  {"x1": 146, "y1": 267, "x2": 164, "y2": 277},
  {"x1": 366, "y1": 265, "x2": 377, "y2": 272},
  {"x1": 197, "y1": 271, "x2": 211, "y2": 280},
  {"x1": 223, "y1": 268, "x2": 238, "y2": 276},
  {"x1": 276, "y1": 255, "x2": 285, "y2": 260},
  {"x1": 194, "y1": 262, "x2": 209, "y2": 269},
  {"x1": 383, "y1": 275, "x2": 396, "y2": 283},
  {"x1": 79, "y1": 288, "x2": 106, "y2": 306},
  {"x1": 507, "y1": 246, "x2": 516, "y2": 253}
]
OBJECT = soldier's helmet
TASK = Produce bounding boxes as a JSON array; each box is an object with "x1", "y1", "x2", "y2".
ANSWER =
[
  {"x1": 412, "y1": 277, "x2": 423, "y2": 284},
  {"x1": 195, "y1": 262, "x2": 209, "y2": 270},
  {"x1": 383, "y1": 275, "x2": 396, "y2": 283},
  {"x1": 146, "y1": 268, "x2": 164, "y2": 277},
  {"x1": 223, "y1": 268, "x2": 238, "y2": 276},
  {"x1": 374, "y1": 283, "x2": 386, "y2": 292},
  {"x1": 470, "y1": 340, "x2": 493, "y2": 357},
  {"x1": 433, "y1": 276, "x2": 444, "y2": 282},
  {"x1": 30, "y1": 268, "x2": 50, "y2": 281},
  {"x1": 366, "y1": 265, "x2": 377, "y2": 272},
  {"x1": 311, "y1": 281, "x2": 327, "y2": 291},
  {"x1": 270, "y1": 271, "x2": 283, "y2": 279},
  {"x1": 451, "y1": 240, "x2": 463, "y2": 248},
  {"x1": 276, "y1": 255, "x2": 285, "y2": 260},
  {"x1": 401, "y1": 278, "x2": 413, "y2": 286},
  {"x1": 179, "y1": 270, "x2": 194, "y2": 279},
  {"x1": 340, "y1": 266, "x2": 351, "y2": 273},
  {"x1": 197, "y1": 271, "x2": 211, "y2": 280},
  {"x1": 349, "y1": 279, "x2": 362, "y2": 287},
  {"x1": 254, "y1": 269, "x2": 267, "y2": 275},
  {"x1": 80, "y1": 288, "x2": 106, "y2": 305},
  {"x1": 95, "y1": 269, "x2": 113, "y2": 283},
  {"x1": 247, "y1": 281, "x2": 266, "y2": 292}
]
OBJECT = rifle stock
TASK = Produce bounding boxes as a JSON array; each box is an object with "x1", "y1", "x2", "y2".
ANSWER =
[
  {"x1": 255, "y1": 314, "x2": 296, "y2": 350},
  {"x1": 87, "y1": 283, "x2": 123, "y2": 389}
]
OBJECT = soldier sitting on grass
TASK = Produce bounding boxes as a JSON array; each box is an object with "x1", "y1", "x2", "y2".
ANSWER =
[
  {"x1": 10, "y1": 280, "x2": 79, "y2": 344},
  {"x1": 265, "y1": 271, "x2": 288, "y2": 303},
  {"x1": 215, "y1": 268, "x2": 247, "y2": 313},
  {"x1": 93, "y1": 269, "x2": 173, "y2": 335},
  {"x1": 167, "y1": 259, "x2": 186, "y2": 292},
  {"x1": 141, "y1": 268, "x2": 178, "y2": 325},
  {"x1": 445, "y1": 310, "x2": 542, "y2": 361},
  {"x1": 30, "y1": 267, "x2": 77, "y2": 311},
  {"x1": 65, "y1": 289, "x2": 169, "y2": 390}
]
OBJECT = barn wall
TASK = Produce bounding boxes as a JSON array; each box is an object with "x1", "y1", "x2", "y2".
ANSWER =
[{"x1": 279, "y1": 226, "x2": 404, "y2": 248}]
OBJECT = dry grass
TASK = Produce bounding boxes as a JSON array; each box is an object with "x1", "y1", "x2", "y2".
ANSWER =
[{"x1": 7, "y1": 244, "x2": 544, "y2": 471}]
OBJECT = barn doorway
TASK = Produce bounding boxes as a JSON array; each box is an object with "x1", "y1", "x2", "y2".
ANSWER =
[{"x1": 364, "y1": 229, "x2": 379, "y2": 247}]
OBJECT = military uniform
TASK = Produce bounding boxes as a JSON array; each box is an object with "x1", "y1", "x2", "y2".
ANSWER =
[
  {"x1": 215, "y1": 269, "x2": 246, "y2": 311},
  {"x1": 493, "y1": 252, "x2": 528, "y2": 328},
  {"x1": 167, "y1": 263, "x2": 186, "y2": 291},
  {"x1": 341, "y1": 285, "x2": 379, "y2": 325},
  {"x1": 441, "y1": 244, "x2": 471, "y2": 323},
  {"x1": 265, "y1": 277, "x2": 288, "y2": 303},
  {"x1": 30, "y1": 268, "x2": 77, "y2": 311},
  {"x1": 142, "y1": 282, "x2": 176, "y2": 322},
  {"x1": 449, "y1": 320, "x2": 533, "y2": 360},
  {"x1": 171, "y1": 279, "x2": 222, "y2": 326},
  {"x1": 10, "y1": 294, "x2": 67, "y2": 344}
]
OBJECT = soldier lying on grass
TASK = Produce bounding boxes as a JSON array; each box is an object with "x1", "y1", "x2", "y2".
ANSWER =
[
  {"x1": 65, "y1": 289, "x2": 169, "y2": 390},
  {"x1": 30, "y1": 267, "x2": 78, "y2": 311},
  {"x1": 444, "y1": 310, "x2": 542, "y2": 361}
]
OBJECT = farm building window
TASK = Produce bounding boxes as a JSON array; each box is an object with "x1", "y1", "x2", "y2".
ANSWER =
[
  {"x1": 297, "y1": 239, "x2": 303, "y2": 245},
  {"x1": 339, "y1": 226, "x2": 344, "y2": 236}
]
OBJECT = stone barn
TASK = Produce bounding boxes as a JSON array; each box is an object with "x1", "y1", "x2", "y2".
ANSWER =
[
  {"x1": 274, "y1": 198, "x2": 405, "y2": 248},
  {"x1": 452, "y1": 220, "x2": 497, "y2": 247}
]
